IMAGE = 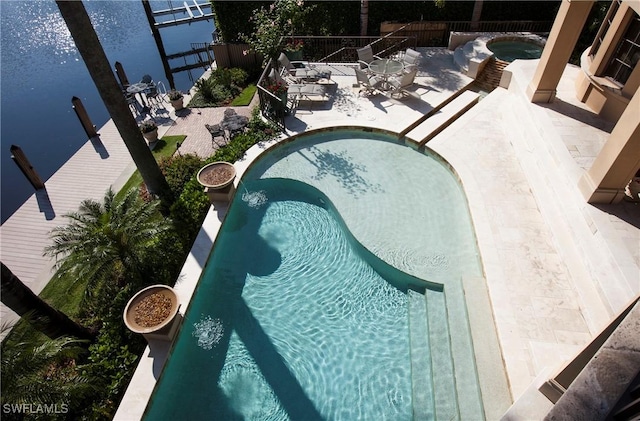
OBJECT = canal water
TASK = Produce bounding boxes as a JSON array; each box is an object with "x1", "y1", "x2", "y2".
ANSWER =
[{"x1": 0, "y1": 0, "x2": 215, "y2": 223}]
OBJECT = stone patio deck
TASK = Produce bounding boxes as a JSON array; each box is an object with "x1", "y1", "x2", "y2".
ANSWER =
[
  {"x1": 1, "y1": 46, "x2": 636, "y2": 420},
  {"x1": 115, "y1": 50, "x2": 639, "y2": 420}
]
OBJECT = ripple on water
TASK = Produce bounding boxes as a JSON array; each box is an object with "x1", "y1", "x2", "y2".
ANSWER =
[{"x1": 221, "y1": 199, "x2": 412, "y2": 419}]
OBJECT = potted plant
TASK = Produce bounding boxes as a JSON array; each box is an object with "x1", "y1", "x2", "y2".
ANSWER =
[
  {"x1": 139, "y1": 120, "x2": 158, "y2": 143},
  {"x1": 168, "y1": 89, "x2": 184, "y2": 111},
  {"x1": 197, "y1": 161, "x2": 237, "y2": 204},
  {"x1": 284, "y1": 39, "x2": 304, "y2": 61},
  {"x1": 123, "y1": 284, "x2": 181, "y2": 342},
  {"x1": 266, "y1": 80, "x2": 289, "y2": 109}
]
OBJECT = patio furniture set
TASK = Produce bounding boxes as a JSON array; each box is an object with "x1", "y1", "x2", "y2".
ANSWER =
[
  {"x1": 123, "y1": 74, "x2": 169, "y2": 118},
  {"x1": 264, "y1": 45, "x2": 422, "y2": 114},
  {"x1": 205, "y1": 108, "x2": 250, "y2": 147},
  {"x1": 356, "y1": 44, "x2": 421, "y2": 97},
  {"x1": 273, "y1": 52, "x2": 335, "y2": 110}
]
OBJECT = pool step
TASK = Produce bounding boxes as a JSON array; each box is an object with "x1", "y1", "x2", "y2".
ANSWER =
[
  {"x1": 425, "y1": 288, "x2": 461, "y2": 420},
  {"x1": 445, "y1": 278, "x2": 486, "y2": 420},
  {"x1": 408, "y1": 288, "x2": 436, "y2": 419}
]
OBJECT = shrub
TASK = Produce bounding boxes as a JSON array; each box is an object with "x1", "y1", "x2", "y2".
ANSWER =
[
  {"x1": 193, "y1": 68, "x2": 249, "y2": 106},
  {"x1": 228, "y1": 68, "x2": 249, "y2": 87},
  {"x1": 159, "y1": 154, "x2": 204, "y2": 193},
  {"x1": 167, "y1": 89, "x2": 183, "y2": 101},
  {"x1": 139, "y1": 120, "x2": 157, "y2": 133}
]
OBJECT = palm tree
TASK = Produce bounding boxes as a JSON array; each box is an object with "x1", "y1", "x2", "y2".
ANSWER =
[
  {"x1": 1, "y1": 263, "x2": 93, "y2": 340},
  {"x1": 471, "y1": 0, "x2": 484, "y2": 31},
  {"x1": 55, "y1": 1, "x2": 172, "y2": 203},
  {"x1": 1, "y1": 333, "x2": 95, "y2": 419},
  {"x1": 360, "y1": 0, "x2": 369, "y2": 36},
  {"x1": 44, "y1": 187, "x2": 173, "y2": 307}
]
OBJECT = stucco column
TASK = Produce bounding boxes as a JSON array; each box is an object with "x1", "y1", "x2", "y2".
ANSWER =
[
  {"x1": 578, "y1": 89, "x2": 640, "y2": 203},
  {"x1": 527, "y1": 0, "x2": 594, "y2": 103}
]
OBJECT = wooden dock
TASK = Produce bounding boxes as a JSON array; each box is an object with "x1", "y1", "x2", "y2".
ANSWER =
[
  {"x1": 1, "y1": 120, "x2": 136, "y2": 327},
  {"x1": 0, "y1": 86, "x2": 258, "y2": 331}
]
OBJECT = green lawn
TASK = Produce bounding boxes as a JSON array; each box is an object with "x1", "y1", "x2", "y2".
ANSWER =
[
  {"x1": 231, "y1": 84, "x2": 257, "y2": 106},
  {"x1": 188, "y1": 84, "x2": 257, "y2": 108}
]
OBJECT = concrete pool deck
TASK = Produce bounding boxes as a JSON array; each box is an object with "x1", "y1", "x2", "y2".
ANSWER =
[{"x1": 115, "y1": 49, "x2": 639, "y2": 420}]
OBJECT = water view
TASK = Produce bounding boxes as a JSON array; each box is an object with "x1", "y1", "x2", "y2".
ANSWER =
[{"x1": 0, "y1": 0, "x2": 214, "y2": 223}]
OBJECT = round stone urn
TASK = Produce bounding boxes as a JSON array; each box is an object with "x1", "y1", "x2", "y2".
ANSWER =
[
  {"x1": 197, "y1": 161, "x2": 237, "y2": 203},
  {"x1": 142, "y1": 128, "x2": 159, "y2": 143},
  {"x1": 123, "y1": 284, "x2": 180, "y2": 340},
  {"x1": 170, "y1": 97, "x2": 184, "y2": 111}
]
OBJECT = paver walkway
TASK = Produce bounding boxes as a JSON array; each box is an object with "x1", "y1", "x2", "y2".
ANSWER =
[{"x1": 165, "y1": 94, "x2": 258, "y2": 158}]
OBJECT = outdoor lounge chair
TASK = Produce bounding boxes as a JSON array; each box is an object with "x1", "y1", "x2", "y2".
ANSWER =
[
  {"x1": 288, "y1": 83, "x2": 329, "y2": 109},
  {"x1": 278, "y1": 53, "x2": 331, "y2": 83},
  {"x1": 355, "y1": 68, "x2": 383, "y2": 95},
  {"x1": 267, "y1": 68, "x2": 328, "y2": 110},
  {"x1": 357, "y1": 45, "x2": 382, "y2": 70}
]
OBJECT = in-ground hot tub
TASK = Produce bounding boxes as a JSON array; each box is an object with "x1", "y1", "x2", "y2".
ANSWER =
[{"x1": 486, "y1": 36, "x2": 545, "y2": 62}]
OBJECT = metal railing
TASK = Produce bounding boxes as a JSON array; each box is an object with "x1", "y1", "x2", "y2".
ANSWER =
[
  {"x1": 256, "y1": 19, "x2": 553, "y2": 126},
  {"x1": 379, "y1": 20, "x2": 553, "y2": 47},
  {"x1": 281, "y1": 35, "x2": 416, "y2": 64},
  {"x1": 256, "y1": 58, "x2": 286, "y2": 129}
]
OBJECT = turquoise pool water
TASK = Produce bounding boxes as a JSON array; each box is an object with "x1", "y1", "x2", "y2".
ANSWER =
[
  {"x1": 487, "y1": 40, "x2": 543, "y2": 62},
  {"x1": 144, "y1": 129, "x2": 485, "y2": 420}
]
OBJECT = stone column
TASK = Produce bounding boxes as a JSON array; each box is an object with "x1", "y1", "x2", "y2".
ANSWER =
[
  {"x1": 578, "y1": 88, "x2": 640, "y2": 203},
  {"x1": 526, "y1": 0, "x2": 595, "y2": 103}
]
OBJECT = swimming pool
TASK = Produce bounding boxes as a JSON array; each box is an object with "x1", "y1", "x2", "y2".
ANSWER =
[{"x1": 143, "y1": 129, "x2": 486, "y2": 420}]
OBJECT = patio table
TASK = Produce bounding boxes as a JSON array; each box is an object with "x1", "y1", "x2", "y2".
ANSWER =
[
  {"x1": 127, "y1": 82, "x2": 150, "y2": 113},
  {"x1": 220, "y1": 114, "x2": 249, "y2": 139},
  {"x1": 368, "y1": 59, "x2": 404, "y2": 90}
]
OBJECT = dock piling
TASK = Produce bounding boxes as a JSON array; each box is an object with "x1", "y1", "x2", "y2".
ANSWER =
[
  {"x1": 10, "y1": 145, "x2": 45, "y2": 190},
  {"x1": 72, "y1": 96, "x2": 99, "y2": 139},
  {"x1": 115, "y1": 61, "x2": 130, "y2": 87}
]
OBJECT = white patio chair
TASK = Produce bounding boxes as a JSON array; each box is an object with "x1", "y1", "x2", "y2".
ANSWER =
[
  {"x1": 388, "y1": 67, "x2": 418, "y2": 98},
  {"x1": 357, "y1": 44, "x2": 383, "y2": 70},
  {"x1": 402, "y1": 48, "x2": 421, "y2": 72},
  {"x1": 145, "y1": 81, "x2": 167, "y2": 106},
  {"x1": 354, "y1": 68, "x2": 383, "y2": 95}
]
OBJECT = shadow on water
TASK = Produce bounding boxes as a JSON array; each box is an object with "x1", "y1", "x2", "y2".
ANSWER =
[
  {"x1": 147, "y1": 187, "x2": 321, "y2": 420},
  {"x1": 297, "y1": 146, "x2": 384, "y2": 198},
  {"x1": 234, "y1": 298, "x2": 324, "y2": 421},
  {"x1": 220, "y1": 186, "x2": 322, "y2": 419}
]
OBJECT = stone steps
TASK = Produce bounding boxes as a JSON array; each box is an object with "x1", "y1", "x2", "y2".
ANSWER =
[
  {"x1": 404, "y1": 90, "x2": 480, "y2": 147},
  {"x1": 474, "y1": 58, "x2": 509, "y2": 92},
  {"x1": 408, "y1": 288, "x2": 436, "y2": 419}
]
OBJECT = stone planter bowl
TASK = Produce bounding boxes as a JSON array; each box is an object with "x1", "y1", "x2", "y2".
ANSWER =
[
  {"x1": 123, "y1": 285, "x2": 180, "y2": 334},
  {"x1": 197, "y1": 161, "x2": 236, "y2": 189}
]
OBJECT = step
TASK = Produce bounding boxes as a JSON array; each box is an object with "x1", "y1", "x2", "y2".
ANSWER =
[
  {"x1": 408, "y1": 288, "x2": 435, "y2": 419},
  {"x1": 405, "y1": 90, "x2": 480, "y2": 147},
  {"x1": 445, "y1": 278, "x2": 487, "y2": 420},
  {"x1": 426, "y1": 288, "x2": 460, "y2": 420}
]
